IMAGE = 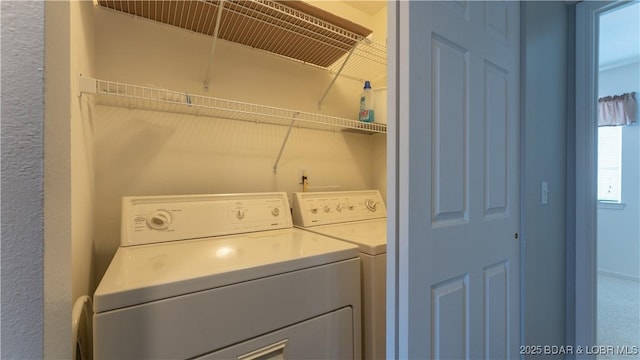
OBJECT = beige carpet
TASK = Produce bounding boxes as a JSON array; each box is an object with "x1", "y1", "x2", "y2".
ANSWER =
[{"x1": 597, "y1": 273, "x2": 640, "y2": 360}]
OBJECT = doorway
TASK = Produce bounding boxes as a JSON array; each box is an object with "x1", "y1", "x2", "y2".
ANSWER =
[
  {"x1": 596, "y1": 2, "x2": 640, "y2": 355},
  {"x1": 574, "y1": 0, "x2": 640, "y2": 354}
]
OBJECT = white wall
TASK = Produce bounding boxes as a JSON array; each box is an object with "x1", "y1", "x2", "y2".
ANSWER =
[
  {"x1": 1, "y1": 2, "x2": 45, "y2": 358},
  {"x1": 90, "y1": 6, "x2": 387, "y2": 283},
  {"x1": 597, "y1": 60, "x2": 640, "y2": 279},
  {"x1": 522, "y1": 1, "x2": 569, "y2": 349},
  {"x1": 44, "y1": 1, "x2": 97, "y2": 358},
  {"x1": 44, "y1": 3, "x2": 71, "y2": 358},
  {"x1": 71, "y1": 0, "x2": 97, "y2": 302}
]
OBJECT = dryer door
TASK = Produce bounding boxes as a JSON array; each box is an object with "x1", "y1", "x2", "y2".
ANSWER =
[{"x1": 196, "y1": 307, "x2": 354, "y2": 359}]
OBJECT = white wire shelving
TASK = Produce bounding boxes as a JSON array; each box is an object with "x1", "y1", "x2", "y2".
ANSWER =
[
  {"x1": 79, "y1": 77, "x2": 387, "y2": 135},
  {"x1": 327, "y1": 38, "x2": 387, "y2": 82},
  {"x1": 97, "y1": 0, "x2": 387, "y2": 92}
]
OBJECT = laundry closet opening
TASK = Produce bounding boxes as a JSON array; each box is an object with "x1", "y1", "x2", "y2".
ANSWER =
[
  {"x1": 85, "y1": 0, "x2": 387, "y2": 291},
  {"x1": 68, "y1": 1, "x2": 389, "y2": 359}
]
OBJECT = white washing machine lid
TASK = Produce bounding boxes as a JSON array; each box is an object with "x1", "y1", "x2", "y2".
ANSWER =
[
  {"x1": 297, "y1": 219, "x2": 387, "y2": 256},
  {"x1": 93, "y1": 228, "x2": 358, "y2": 313}
]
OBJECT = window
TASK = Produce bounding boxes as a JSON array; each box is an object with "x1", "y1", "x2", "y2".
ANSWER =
[{"x1": 597, "y1": 126, "x2": 622, "y2": 202}]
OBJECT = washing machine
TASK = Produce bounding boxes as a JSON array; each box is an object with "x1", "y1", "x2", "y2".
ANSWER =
[
  {"x1": 292, "y1": 190, "x2": 386, "y2": 360},
  {"x1": 93, "y1": 192, "x2": 362, "y2": 359}
]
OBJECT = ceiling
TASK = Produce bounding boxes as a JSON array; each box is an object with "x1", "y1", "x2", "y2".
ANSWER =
[
  {"x1": 599, "y1": 2, "x2": 640, "y2": 69},
  {"x1": 343, "y1": 0, "x2": 386, "y2": 16}
]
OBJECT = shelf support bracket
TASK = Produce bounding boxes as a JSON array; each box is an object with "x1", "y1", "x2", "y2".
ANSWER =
[
  {"x1": 78, "y1": 74, "x2": 97, "y2": 97},
  {"x1": 203, "y1": 0, "x2": 226, "y2": 92},
  {"x1": 273, "y1": 112, "x2": 299, "y2": 174},
  {"x1": 317, "y1": 40, "x2": 360, "y2": 110}
]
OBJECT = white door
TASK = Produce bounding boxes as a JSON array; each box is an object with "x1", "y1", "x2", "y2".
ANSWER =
[{"x1": 389, "y1": 1, "x2": 520, "y2": 358}]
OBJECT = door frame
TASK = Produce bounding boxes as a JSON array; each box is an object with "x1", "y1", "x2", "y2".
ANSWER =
[
  {"x1": 571, "y1": 0, "x2": 625, "y2": 354},
  {"x1": 386, "y1": 1, "x2": 399, "y2": 358}
]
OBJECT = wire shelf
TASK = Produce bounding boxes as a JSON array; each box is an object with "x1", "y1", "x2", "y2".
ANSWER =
[
  {"x1": 81, "y1": 77, "x2": 387, "y2": 134},
  {"x1": 97, "y1": 0, "x2": 386, "y2": 82},
  {"x1": 328, "y1": 38, "x2": 387, "y2": 82}
]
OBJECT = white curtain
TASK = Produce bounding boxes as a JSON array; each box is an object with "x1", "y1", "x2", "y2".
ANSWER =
[{"x1": 598, "y1": 91, "x2": 637, "y2": 126}]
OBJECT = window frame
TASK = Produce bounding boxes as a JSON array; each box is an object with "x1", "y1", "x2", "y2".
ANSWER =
[{"x1": 597, "y1": 125, "x2": 623, "y2": 203}]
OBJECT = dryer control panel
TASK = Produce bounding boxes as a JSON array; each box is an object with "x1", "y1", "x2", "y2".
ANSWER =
[
  {"x1": 121, "y1": 193, "x2": 292, "y2": 246},
  {"x1": 292, "y1": 190, "x2": 386, "y2": 227}
]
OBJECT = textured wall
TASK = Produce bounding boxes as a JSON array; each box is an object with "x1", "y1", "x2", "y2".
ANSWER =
[{"x1": 1, "y1": 1, "x2": 45, "y2": 358}]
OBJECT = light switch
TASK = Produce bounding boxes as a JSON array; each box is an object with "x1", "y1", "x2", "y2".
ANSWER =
[{"x1": 541, "y1": 181, "x2": 549, "y2": 205}]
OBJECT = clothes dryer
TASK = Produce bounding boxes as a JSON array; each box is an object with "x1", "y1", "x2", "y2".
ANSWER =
[
  {"x1": 292, "y1": 190, "x2": 386, "y2": 360},
  {"x1": 93, "y1": 192, "x2": 361, "y2": 359}
]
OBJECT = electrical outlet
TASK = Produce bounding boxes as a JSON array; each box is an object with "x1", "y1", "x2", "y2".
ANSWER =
[{"x1": 298, "y1": 168, "x2": 307, "y2": 184}]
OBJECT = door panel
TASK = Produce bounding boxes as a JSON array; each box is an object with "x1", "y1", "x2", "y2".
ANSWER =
[
  {"x1": 483, "y1": 261, "x2": 509, "y2": 359},
  {"x1": 432, "y1": 34, "x2": 469, "y2": 226},
  {"x1": 394, "y1": 1, "x2": 520, "y2": 358},
  {"x1": 485, "y1": 2, "x2": 509, "y2": 41},
  {"x1": 432, "y1": 275, "x2": 469, "y2": 359},
  {"x1": 483, "y1": 61, "x2": 509, "y2": 218}
]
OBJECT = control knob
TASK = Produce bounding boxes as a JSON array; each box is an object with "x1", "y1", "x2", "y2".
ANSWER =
[
  {"x1": 146, "y1": 210, "x2": 172, "y2": 230},
  {"x1": 365, "y1": 199, "x2": 377, "y2": 212}
]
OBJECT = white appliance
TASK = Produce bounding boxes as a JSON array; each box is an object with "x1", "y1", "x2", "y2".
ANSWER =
[
  {"x1": 93, "y1": 192, "x2": 362, "y2": 359},
  {"x1": 292, "y1": 190, "x2": 386, "y2": 360}
]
